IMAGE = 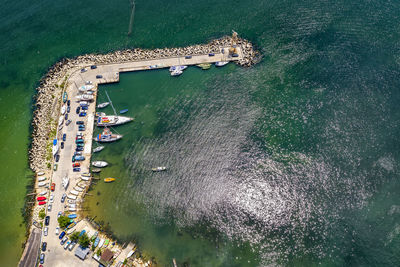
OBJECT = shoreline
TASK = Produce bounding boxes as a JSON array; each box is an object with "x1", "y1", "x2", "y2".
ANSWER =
[{"x1": 21, "y1": 34, "x2": 258, "y2": 266}]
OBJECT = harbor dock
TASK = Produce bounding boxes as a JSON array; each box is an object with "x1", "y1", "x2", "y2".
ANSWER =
[{"x1": 22, "y1": 34, "x2": 256, "y2": 267}]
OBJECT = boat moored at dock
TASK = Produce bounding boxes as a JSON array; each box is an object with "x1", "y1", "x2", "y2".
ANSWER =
[
  {"x1": 94, "y1": 128, "x2": 122, "y2": 143},
  {"x1": 93, "y1": 146, "x2": 104, "y2": 153},
  {"x1": 92, "y1": 161, "x2": 108, "y2": 168},
  {"x1": 97, "y1": 102, "x2": 109, "y2": 109},
  {"x1": 97, "y1": 116, "x2": 133, "y2": 127},
  {"x1": 215, "y1": 61, "x2": 229, "y2": 67}
]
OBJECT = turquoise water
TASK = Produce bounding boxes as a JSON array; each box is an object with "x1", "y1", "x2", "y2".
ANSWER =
[{"x1": 2, "y1": 0, "x2": 400, "y2": 266}]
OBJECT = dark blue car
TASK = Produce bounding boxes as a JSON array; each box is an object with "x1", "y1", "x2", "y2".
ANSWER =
[
  {"x1": 76, "y1": 107, "x2": 80, "y2": 114},
  {"x1": 73, "y1": 167, "x2": 81, "y2": 172},
  {"x1": 81, "y1": 106, "x2": 88, "y2": 110},
  {"x1": 79, "y1": 112, "x2": 87, "y2": 117},
  {"x1": 59, "y1": 231, "x2": 66, "y2": 240},
  {"x1": 62, "y1": 133, "x2": 66, "y2": 141}
]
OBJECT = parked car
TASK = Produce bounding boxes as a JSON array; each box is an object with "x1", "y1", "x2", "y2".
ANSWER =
[
  {"x1": 62, "y1": 133, "x2": 66, "y2": 141},
  {"x1": 81, "y1": 68, "x2": 87, "y2": 73},
  {"x1": 41, "y1": 242, "x2": 47, "y2": 252},
  {"x1": 43, "y1": 227, "x2": 48, "y2": 236},
  {"x1": 39, "y1": 253, "x2": 45, "y2": 264},
  {"x1": 53, "y1": 163, "x2": 58, "y2": 171},
  {"x1": 47, "y1": 203, "x2": 52, "y2": 212},
  {"x1": 75, "y1": 147, "x2": 83, "y2": 152},
  {"x1": 67, "y1": 100, "x2": 71, "y2": 106},
  {"x1": 61, "y1": 193, "x2": 66, "y2": 203},
  {"x1": 68, "y1": 242, "x2": 77, "y2": 251},
  {"x1": 67, "y1": 106, "x2": 70, "y2": 113},
  {"x1": 79, "y1": 112, "x2": 87, "y2": 117},
  {"x1": 76, "y1": 143, "x2": 84, "y2": 147},
  {"x1": 96, "y1": 75, "x2": 103, "y2": 79},
  {"x1": 61, "y1": 142, "x2": 64, "y2": 149},
  {"x1": 55, "y1": 227, "x2": 60, "y2": 235},
  {"x1": 60, "y1": 236, "x2": 68, "y2": 245},
  {"x1": 78, "y1": 126, "x2": 85, "y2": 131},
  {"x1": 55, "y1": 154, "x2": 60, "y2": 162},
  {"x1": 51, "y1": 183, "x2": 55, "y2": 191},
  {"x1": 76, "y1": 121, "x2": 84, "y2": 125},
  {"x1": 185, "y1": 55, "x2": 192, "y2": 59},
  {"x1": 74, "y1": 151, "x2": 83, "y2": 156},
  {"x1": 57, "y1": 211, "x2": 62, "y2": 218},
  {"x1": 75, "y1": 156, "x2": 85, "y2": 161},
  {"x1": 64, "y1": 113, "x2": 68, "y2": 120},
  {"x1": 65, "y1": 119, "x2": 72, "y2": 126},
  {"x1": 73, "y1": 167, "x2": 81, "y2": 172},
  {"x1": 73, "y1": 163, "x2": 80, "y2": 168},
  {"x1": 59, "y1": 231, "x2": 66, "y2": 240},
  {"x1": 49, "y1": 194, "x2": 54, "y2": 203},
  {"x1": 76, "y1": 107, "x2": 80, "y2": 114},
  {"x1": 76, "y1": 139, "x2": 84, "y2": 144},
  {"x1": 90, "y1": 65, "x2": 97, "y2": 69},
  {"x1": 64, "y1": 240, "x2": 71, "y2": 250},
  {"x1": 81, "y1": 106, "x2": 88, "y2": 110},
  {"x1": 208, "y1": 53, "x2": 215, "y2": 56},
  {"x1": 44, "y1": 216, "x2": 50, "y2": 226}
]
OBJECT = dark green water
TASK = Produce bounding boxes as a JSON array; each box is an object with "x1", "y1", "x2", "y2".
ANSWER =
[{"x1": 2, "y1": 0, "x2": 400, "y2": 266}]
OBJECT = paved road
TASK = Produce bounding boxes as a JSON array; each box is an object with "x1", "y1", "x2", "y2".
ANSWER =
[{"x1": 19, "y1": 228, "x2": 41, "y2": 267}]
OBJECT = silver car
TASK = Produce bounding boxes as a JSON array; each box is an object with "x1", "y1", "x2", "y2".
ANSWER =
[
  {"x1": 43, "y1": 227, "x2": 48, "y2": 236},
  {"x1": 47, "y1": 204, "x2": 52, "y2": 212}
]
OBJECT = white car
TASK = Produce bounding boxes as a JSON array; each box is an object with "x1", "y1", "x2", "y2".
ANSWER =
[
  {"x1": 43, "y1": 227, "x2": 48, "y2": 236},
  {"x1": 49, "y1": 194, "x2": 54, "y2": 203},
  {"x1": 55, "y1": 227, "x2": 60, "y2": 235},
  {"x1": 47, "y1": 204, "x2": 52, "y2": 212}
]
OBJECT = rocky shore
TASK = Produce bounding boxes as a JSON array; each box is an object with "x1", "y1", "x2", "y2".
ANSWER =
[{"x1": 29, "y1": 35, "x2": 258, "y2": 171}]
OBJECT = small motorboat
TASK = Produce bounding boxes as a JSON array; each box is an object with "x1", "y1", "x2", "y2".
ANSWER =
[
  {"x1": 61, "y1": 105, "x2": 66, "y2": 115},
  {"x1": 38, "y1": 176, "x2": 46, "y2": 182},
  {"x1": 98, "y1": 239, "x2": 105, "y2": 248},
  {"x1": 215, "y1": 61, "x2": 229, "y2": 67},
  {"x1": 169, "y1": 65, "x2": 187, "y2": 72},
  {"x1": 76, "y1": 94, "x2": 94, "y2": 101},
  {"x1": 127, "y1": 246, "x2": 137, "y2": 258},
  {"x1": 92, "y1": 161, "x2": 108, "y2": 168},
  {"x1": 170, "y1": 70, "x2": 183, "y2": 76},
  {"x1": 93, "y1": 146, "x2": 104, "y2": 153},
  {"x1": 92, "y1": 168, "x2": 102, "y2": 173},
  {"x1": 81, "y1": 176, "x2": 90, "y2": 181},
  {"x1": 97, "y1": 102, "x2": 109, "y2": 109},
  {"x1": 38, "y1": 181, "x2": 47, "y2": 187},
  {"x1": 95, "y1": 112, "x2": 106, "y2": 117},
  {"x1": 58, "y1": 116, "x2": 64, "y2": 127},
  {"x1": 68, "y1": 214, "x2": 77, "y2": 219},
  {"x1": 120, "y1": 109, "x2": 128, "y2": 114},
  {"x1": 63, "y1": 92, "x2": 68, "y2": 103},
  {"x1": 93, "y1": 237, "x2": 100, "y2": 248},
  {"x1": 62, "y1": 176, "x2": 70, "y2": 190},
  {"x1": 196, "y1": 63, "x2": 211, "y2": 70},
  {"x1": 152, "y1": 166, "x2": 167, "y2": 172},
  {"x1": 37, "y1": 196, "x2": 46, "y2": 201},
  {"x1": 38, "y1": 201, "x2": 46, "y2": 205},
  {"x1": 104, "y1": 178, "x2": 115, "y2": 183},
  {"x1": 37, "y1": 171, "x2": 45, "y2": 176},
  {"x1": 39, "y1": 191, "x2": 47, "y2": 196},
  {"x1": 79, "y1": 85, "x2": 94, "y2": 91},
  {"x1": 94, "y1": 128, "x2": 122, "y2": 143},
  {"x1": 81, "y1": 172, "x2": 91, "y2": 177}
]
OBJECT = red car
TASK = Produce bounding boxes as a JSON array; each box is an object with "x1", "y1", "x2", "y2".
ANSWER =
[
  {"x1": 72, "y1": 163, "x2": 81, "y2": 168},
  {"x1": 51, "y1": 183, "x2": 55, "y2": 191}
]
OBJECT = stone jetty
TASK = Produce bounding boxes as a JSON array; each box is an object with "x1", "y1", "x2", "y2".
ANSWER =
[{"x1": 29, "y1": 35, "x2": 258, "y2": 171}]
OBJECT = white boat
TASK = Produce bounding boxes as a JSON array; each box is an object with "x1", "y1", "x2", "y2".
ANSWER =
[
  {"x1": 68, "y1": 207, "x2": 76, "y2": 212},
  {"x1": 79, "y1": 85, "x2": 94, "y2": 91},
  {"x1": 92, "y1": 161, "x2": 108, "y2": 168},
  {"x1": 82, "y1": 172, "x2": 91, "y2": 177},
  {"x1": 37, "y1": 171, "x2": 45, "y2": 176},
  {"x1": 169, "y1": 65, "x2": 187, "y2": 72},
  {"x1": 97, "y1": 102, "x2": 109, "y2": 109},
  {"x1": 94, "y1": 128, "x2": 122, "y2": 143},
  {"x1": 38, "y1": 182, "x2": 47, "y2": 187},
  {"x1": 67, "y1": 194, "x2": 77, "y2": 200},
  {"x1": 81, "y1": 176, "x2": 90, "y2": 181},
  {"x1": 38, "y1": 176, "x2": 46, "y2": 182},
  {"x1": 152, "y1": 166, "x2": 167, "y2": 172},
  {"x1": 70, "y1": 190, "x2": 79, "y2": 196},
  {"x1": 170, "y1": 70, "x2": 183, "y2": 76},
  {"x1": 61, "y1": 105, "x2": 66, "y2": 115},
  {"x1": 66, "y1": 228, "x2": 76, "y2": 235},
  {"x1": 97, "y1": 116, "x2": 133, "y2": 127},
  {"x1": 76, "y1": 94, "x2": 94, "y2": 101},
  {"x1": 76, "y1": 184, "x2": 86, "y2": 190},
  {"x1": 62, "y1": 176, "x2": 69, "y2": 190},
  {"x1": 98, "y1": 239, "x2": 105, "y2": 248},
  {"x1": 95, "y1": 112, "x2": 106, "y2": 117},
  {"x1": 58, "y1": 116, "x2": 64, "y2": 127},
  {"x1": 74, "y1": 186, "x2": 83, "y2": 192},
  {"x1": 215, "y1": 61, "x2": 229, "y2": 67},
  {"x1": 39, "y1": 191, "x2": 47, "y2": 196},
  {"x1": 52, "y1": 139, "x2": 59, "y2": 156},
  {"x1": 93, "y1": 146, "x2": 104, "y2": 153},
  {"x1": 127, "y1": 247, "x2": 136, "y2": 258}
]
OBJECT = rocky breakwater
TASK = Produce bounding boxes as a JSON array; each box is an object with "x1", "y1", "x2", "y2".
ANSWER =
[{"x1": 29, "y1": 35, "x2": 259, "y2": 171}]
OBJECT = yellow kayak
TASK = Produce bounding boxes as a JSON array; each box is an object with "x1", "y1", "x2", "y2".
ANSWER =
[{"x1": 104, "y1": 178, "x2": 116, "y2": 183}]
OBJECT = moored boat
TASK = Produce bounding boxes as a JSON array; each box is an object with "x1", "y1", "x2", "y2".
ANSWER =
[
  {"x1": 97, "y1": 102, "x2": 109, "y2": 109},
  {"x1": 58, "y1": 116, "x2": 64, "y2": 127},
  {"x1": 38, "y1": 201, "x2": 46, "y2": 205},
  {"x1": 152, "y1": 166, "x2": 167, "y2": 172},
  {"x1": 81, "y1": 176, "x2": 90, "y2": 181},
  {"x1": 61, "y1": 105, "x2": 66, "y2": 115},
  {"x1": 215, "y1": 61, "x2": 229, "y2": 67},
  {"x1": 92, "y1": 168, "x2": 102, "y2": 173},
  {"x1": 104, "y1": 178, "x2": 115, "y2": 183},
  {"x1": 92, "y1": 161, "x2": 108, "y2": 168},
  {"x1": 93, "y1": 237, "x2": 100, "y2": 248},
  {"x1": 95, "y1": 112, "x2": 106, "y2": 117},
  {"x1": 76, "y1": 94, "x2": 94, "y2": 101},
  {"x1": 37, "y1": 196, "x2": 46, "y2": 201},
  {"x1": 170, "y1": 70, "x2": 183, "y2": 76},
  {"x1": 94, "y1": 128, "x2": 122, "y2": 143},
  {"x1": 38, "y1": 181, "x2": 47, "y2": 187},
  {"x1": 169, "y1": 65, "x2": 187, "y2": 72},
  {"x1": 81, "y1": 172, "x2": 91, "y2": 177},
  {"x1": 38, "y1": 176, "x2": 46, "y2": 182},
  {"x1": 79, "y1": 85, "x2": 94, "y2": 91},
  {"x1": 39, "y1": 191, "x2": 47, "y2": 196},
  {"x1": 196, "y1": 63, "x2": 211, "y2": 70},
  {"x1": 97, "y1": 116, "x2": 133, "y2": 127},
  {"x1": 93, "y1": 146, "x2": 104, "y2": 153},
  {"x1": 127, "y1": 246, "x2": 137, "y2": 258},
  {"x1": 37, "y1": 171, "x2": 45, "y2": 176}
]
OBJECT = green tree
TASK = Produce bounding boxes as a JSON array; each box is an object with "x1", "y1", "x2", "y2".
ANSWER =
[
  {"x1": 70, "y1": 231, "x2": 80, "y2": 242},
  {"x1": 39, "y1": 209, "x2": 46, "y2": 220},
  {"x1": 79, "y1": 233, "x2": 90, "y2": 248},
  {"x1": 96, "y1": 249, "x2": 102, "y2": 257},
  {"x1": 57, "y1": 215, "x2": 70, "y2": 228}
]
